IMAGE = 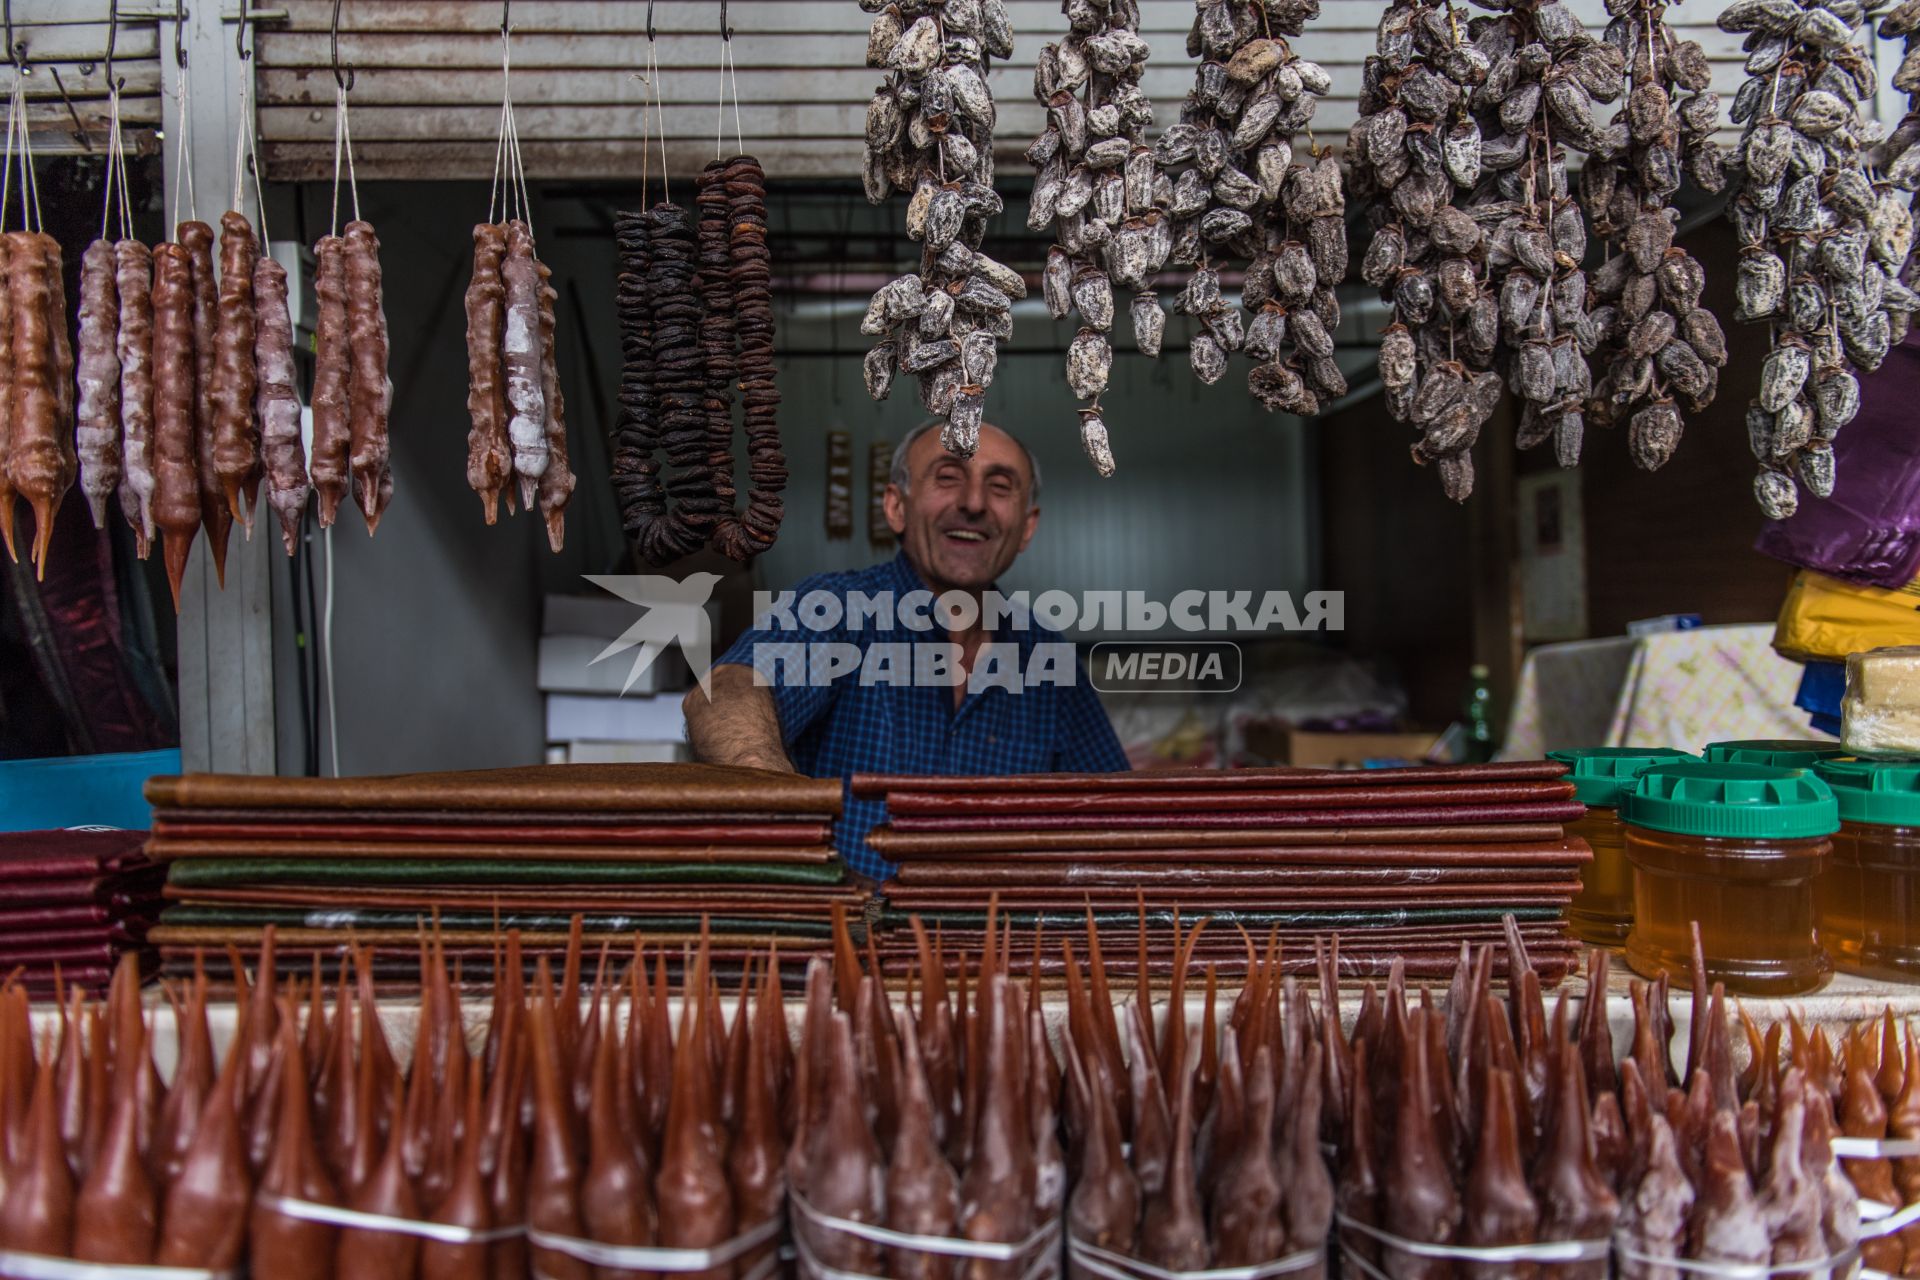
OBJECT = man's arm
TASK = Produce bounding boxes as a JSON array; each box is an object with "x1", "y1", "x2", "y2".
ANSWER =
[{"x1": 683, "y1": 663, "x2": 796, "y2": 773}]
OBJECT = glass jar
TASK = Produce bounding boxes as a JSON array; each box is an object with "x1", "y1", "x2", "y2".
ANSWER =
[
  {"x1": 1546, "y1": 747, "x2": 1697, "y2": 946},
  {"x1": 1813, "y1": 757, "x2": 1920, "y2": 981},
  {"x1": 1702, "y1": 739, "x2": 1847, "y2": 769},
  {"x1": 1623, "y1": 763, "x2": 1839, "y2": 997}
]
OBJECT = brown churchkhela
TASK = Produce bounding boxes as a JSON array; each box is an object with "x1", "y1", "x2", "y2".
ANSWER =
[
  {"x1": 343, "y1": 219, "x2": 394, "y2": 531},
  {"x1": 115, "y1": 237, "x2": 156, "y2": 557},
  {"x1": 6, "y1": 231, "x2": 74, "y2": 575},
  {"x1": 309, "y1": 234, "x2": 352, "y2": 527},
  {"x1": 151, "y1": 242, "x2": 201, "y2": 608},
  {"x1": 535, "y1": 253, "x2": 574, "y2": 552},
  {"x1": 502, "y1": 220, "x2": 547, "y2": 515},
  {"x1": 75, "y1": 237, "x2": 122, "y2": 531},
  {"x1": 254, "y1": 251, "x2": 310, "y2": 553},
  {"x1": 212, "y1": 211, "x2": 261, "y2": 528},
  {"x1": 179, "y1": 219, "x2": 234, "y2": 584},
  {"x1": 464, "y1": 222, "x2": 512, "y2": 523}
]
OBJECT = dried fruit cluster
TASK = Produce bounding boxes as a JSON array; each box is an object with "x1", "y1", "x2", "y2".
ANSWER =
[
  {"x1": 1877, "y1": 0, "x2": 1920, "y2": 220},
  {"x1": 1158, "y1": 0, "x2": 1347, "y2": 418},
  {"x1": 1721, "y1": 0, "x2": 1919, "y2": 518},
  {"x1": 1577, "y1": 0, "x2": 1728, "y2": 472},
  {"x1": 859, "y1": 0, "x2": 1026, "y2": 457},
  {"x1": 1352, "y1": 0, "x2": 1624, "y2": 501},
  {"x1": 1027, "y1": 0, "x2": 1161, "y2": 477}
]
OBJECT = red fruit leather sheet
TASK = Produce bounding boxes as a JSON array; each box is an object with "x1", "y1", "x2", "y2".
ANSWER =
[
  {"x1": 890, "y1": 863, "x2": 1585, "y2": 887},
  {"x1": 849, "y1": 761, "x2": 1568, "y2": 797},
  {"x1": 159, "y1": 807, "x2": 817, "y2": 826},
  {"x1": 881, "y1": 888, "x2": 1577, "y2": 910},
  {"x1": 0, "y1": 941, "x2": 116, "y2": 967},
  {"x1": 869, "y1": 823, "x2": 1570, "y2": 855},
  {"x1": 150, "y1": 819, "x2": 832, "y2": 845},
  {"x1": 882, "y1": 801, "x2": 1589, "y2": 832},
  {"x1": 168, "y1": 886, "x2": 865, "y2": 914},
  {"x1": 146, "y1": 762, "x2": 843, "y2": 814},
  {"x1": 146, "y1": 839, "x2": 837, "y2": 864},
  {"x1": 882, "y1": 780, "x2": 1576, "y2": 815}
]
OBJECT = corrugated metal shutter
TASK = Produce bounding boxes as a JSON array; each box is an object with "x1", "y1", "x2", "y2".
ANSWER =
[
  {"x1": 256, "y1": 0, "x2": 1746, "y2": 182},
  {"x1": 0, "y1": 0, "x2": 161, "y2": 157}
]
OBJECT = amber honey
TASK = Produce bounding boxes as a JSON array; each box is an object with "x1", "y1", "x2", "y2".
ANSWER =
[
  {"x1": 1621, "y1": 762, "x2": 1839, "y2": 998},
  {"x1": 1811, "y1": 757, "x2": 1920, "y2": 981},
  {"x1": 1625, "y1": 825, "x2": 1832, "y2": 996},
  {"x1": 1546, "y1": 748, "x2": 1696, "y2": 947}
]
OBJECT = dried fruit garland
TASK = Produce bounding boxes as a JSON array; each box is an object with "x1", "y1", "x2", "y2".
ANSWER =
[
  {"x1": 610, "y1": 159, "x2": 787, "y2": 567},
  {"x1": 1354, "y1": 0, "x2": 1625, "y2": 502},
  {"x1": 1028, "y1": 0, "x2": 1160, "y2": 477},
  {"x1": 1722, "y1": 0, "x2": 1919, "y2": 518},
  {"x1": 1578, "y1": 0, "x2": 1728, "y2": 473},
  {"x1": 858, "y1": 0, "x2": 1025, "y2": 457},
  {"x1": 1161, "y1": 0, "x2": 1346, "y2": 420}
]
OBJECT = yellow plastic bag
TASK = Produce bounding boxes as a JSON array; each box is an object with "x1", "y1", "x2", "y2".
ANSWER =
[{"x1": 1773, "y1": 570, "x2": 1920, "y2": 663}]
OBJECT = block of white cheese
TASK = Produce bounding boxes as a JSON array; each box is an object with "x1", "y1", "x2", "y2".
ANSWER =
[{"x1": 1842, "y1": 646, "x2": 1920, "y2": 757}]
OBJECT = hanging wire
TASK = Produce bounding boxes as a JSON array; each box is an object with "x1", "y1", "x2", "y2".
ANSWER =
[
  {"x1": 230, "y1": 6, "x2": 252, "y2": 215},
  {"x1": 713, "y1": 0, "x2": 744, "y2": 161},
  {"x1": 169, "y1": 0, "x2": 196, "y2": 227},
  {"x1": 725, "y1": 16, "x2": 743, "y2": 159},
  {"x1": 328, "y1": 0, "x2": 359, "y2": 234},
  {"x1": 647, "y1": 0, "x2": 667, "y2": 204}
]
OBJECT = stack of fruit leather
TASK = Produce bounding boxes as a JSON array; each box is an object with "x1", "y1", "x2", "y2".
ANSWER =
[
  {"x1": 144, "y1": 762, "x2": 859, "y2": 986},
  {"x1": 0, "y1": 828, "x2": 164, "y2": 994},
  {"x1": 856, "y1": 761, "x2": 1591, "y2": 982}
]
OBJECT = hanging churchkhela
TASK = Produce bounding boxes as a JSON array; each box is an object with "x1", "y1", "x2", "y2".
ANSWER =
[
  {"x1": 610, "y1": 31, "x2": 785, "y2": 566},
  {"x1": 1160, "y1": 0, "x2": 1343, "y2": 418},
  {"x1": 1577, "y1": 0, "x2": 1727, "y2": 472},
  {"x1": 1352, "y1": 0, "x2": 1624, "y2": 500},
  {"x1": 0, "y1": 74, "x2": 74, "y2": 577},
  {"x1": 1026, "y1": 0, "x2": 1159, "y2": 476},
  {"x1": 310, "y1": 70, "x2": 396, "y2": 536},
  {"x1": 857, "y1": 0, "x2": 1022, "y2": 457},
  {"x1": 464, "y1": 22, "x2": 576, "y2": 551},
  {"x1": 1722, "y1": 0, "x2": 1919, "y2": 518}
]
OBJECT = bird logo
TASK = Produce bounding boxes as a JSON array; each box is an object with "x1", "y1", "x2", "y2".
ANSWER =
[{"x1": 583, "y1": 572, "x2": 724, "y2": 697}]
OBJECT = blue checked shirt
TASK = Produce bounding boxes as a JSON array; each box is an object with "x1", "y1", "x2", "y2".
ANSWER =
[{"x1": 716, "y1": 551, "x2": 1129, "y2": 879}]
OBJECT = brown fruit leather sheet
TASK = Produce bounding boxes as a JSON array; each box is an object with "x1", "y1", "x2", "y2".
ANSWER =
[
  {"x1": 150, "y1": 818, "x2": 832, "y2": 845},
  {"x1": 146, "y1": 761, "x2": 843, "y2": 813},
  {"x1": 890, "y1": 861, "x2": 1585, "y2": 887},
  {"x1": 146, "y1": 839, "x2": 836, "y2": 864},
  {"x1": 867, "y1": 822, "x2": 1569, "y2": 854},
  {"x1": 882, "y1": 800, "x2": 1589, "y2": 832},
  {"x1": 849, "y1": 760, "x2": 1569, "y2": 795},
  {"x1": 880, "y1": 779, "x2": 1576, "y2": 815}
]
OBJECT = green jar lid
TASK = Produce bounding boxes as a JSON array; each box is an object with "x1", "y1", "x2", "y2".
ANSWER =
[
  {"x1": 1546, "y1": 747, "x2": 1700, "y2": 808},
  {"x1": 1623, "y1": 763, "x2": 1840, "y2": 840},
  {"x1": 1813, "y1": 757, "x2": 1920, "y2": 827},
  {"x1": 1702, "y1": 739, "x2": 1848, "y2": 769}
]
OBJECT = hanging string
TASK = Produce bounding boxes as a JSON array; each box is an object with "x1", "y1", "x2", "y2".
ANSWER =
[
  {"x1": 328, "y1": 81, "x2": 345, "y2": 235},
  {"x1": 647, "y1": 12, "x2": 668, "y2": 206},
  {"x1": 727, "y1": 31, "x2": 743, "y2": 157},
  {"x1": 101, "y1": 83, "x2": 121, "y2": 240},
  {"x1": 242, "y1": 68, "x2": 268, "y2": 243},
  {"x1": 13, "y1": 75, "x2": 38, "y2": 232},
  {"x1": 1, "y1": 71, "x2": 15, "y2": 233}
]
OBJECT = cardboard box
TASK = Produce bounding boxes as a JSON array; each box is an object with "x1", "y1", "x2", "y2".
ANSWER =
[
  {"x1": 557, "y1": 740, "x2": 690, "y2": 764},
  {"x1": 538, "y1": 634, "x2": 688, "y2": 696},
  {"x1": 1284, "y1": 729, "x2": 1439, "y2": 768},
  {"x1": 544, "y1": 692, "x2": 687, "y2": 744}
]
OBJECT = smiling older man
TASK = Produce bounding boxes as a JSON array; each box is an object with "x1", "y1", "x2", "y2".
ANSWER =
[{"x1": 683, "y1": 420, "x2": 1128, "y2": 879}]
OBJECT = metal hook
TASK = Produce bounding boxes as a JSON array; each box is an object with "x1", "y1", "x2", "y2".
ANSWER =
[
  {"x1": 720, "y1": 0, "x2": 731, "y2": 40},
  {"x1": 172, "y1": 0, "x2": 186, "y2": 69},
  {"x1": 235, "y1": 0, "x2": 250, "y2": 61},
  {"x1": 3, "y1": 0, "x2": 24, "y2": 71},
  {"x1": 103, "y1": 0, "x2": 123, "y2": 91},
  {"x1": 329, "y1": 0, "x2": 352, "y2": 90},
  {"x1": 645, "y1": 0, "x2": 655, "y2": 42},
  {"x1": 500, "y1": 0, "x2": 509, "y2": 37}
]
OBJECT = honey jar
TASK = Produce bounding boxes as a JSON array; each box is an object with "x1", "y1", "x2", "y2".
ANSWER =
[
  {"x1": 1702, "y1": 739, "x2": 1848, "y2": 769},
  {"x1": 1622, "y1": 763, "x2": 1839, "y2": 996},
  {"x1": 1812, "y1": 757, "x2": 1920, "y2": 981},
  {"x1": 1545, "y1": 747, "x2": 1697, "y2": 946}
]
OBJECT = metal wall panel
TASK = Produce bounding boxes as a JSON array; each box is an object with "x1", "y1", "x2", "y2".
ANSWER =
[
  {"x1": 255, "y1": 0, "x2": 1749, "y2": 181},
  {"x1": 0, "y1": 0, "x2": 161, "y2": 156}
]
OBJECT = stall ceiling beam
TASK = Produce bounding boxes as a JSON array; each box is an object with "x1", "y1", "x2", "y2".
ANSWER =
[{"x1": 252, "y1": 0, "x2": 1746, "y2": 182}]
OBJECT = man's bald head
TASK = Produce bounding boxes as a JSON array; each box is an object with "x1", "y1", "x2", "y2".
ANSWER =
[
  {"x1": 883, "y1": 421, "x2": 1042, "y2": 595},
  {"x1": 890, "y1": 420, "x2": 1042, "y2": 500}
]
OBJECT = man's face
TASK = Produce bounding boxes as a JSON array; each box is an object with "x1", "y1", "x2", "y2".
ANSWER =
[{"x1": 884, "y1": 424, "x2": 1039, "y2": 594}]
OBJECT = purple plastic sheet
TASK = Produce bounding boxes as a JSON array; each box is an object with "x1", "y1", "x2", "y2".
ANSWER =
[{"x1": 1754, "y1": 329, "x2": 1920, "y2": 589}]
